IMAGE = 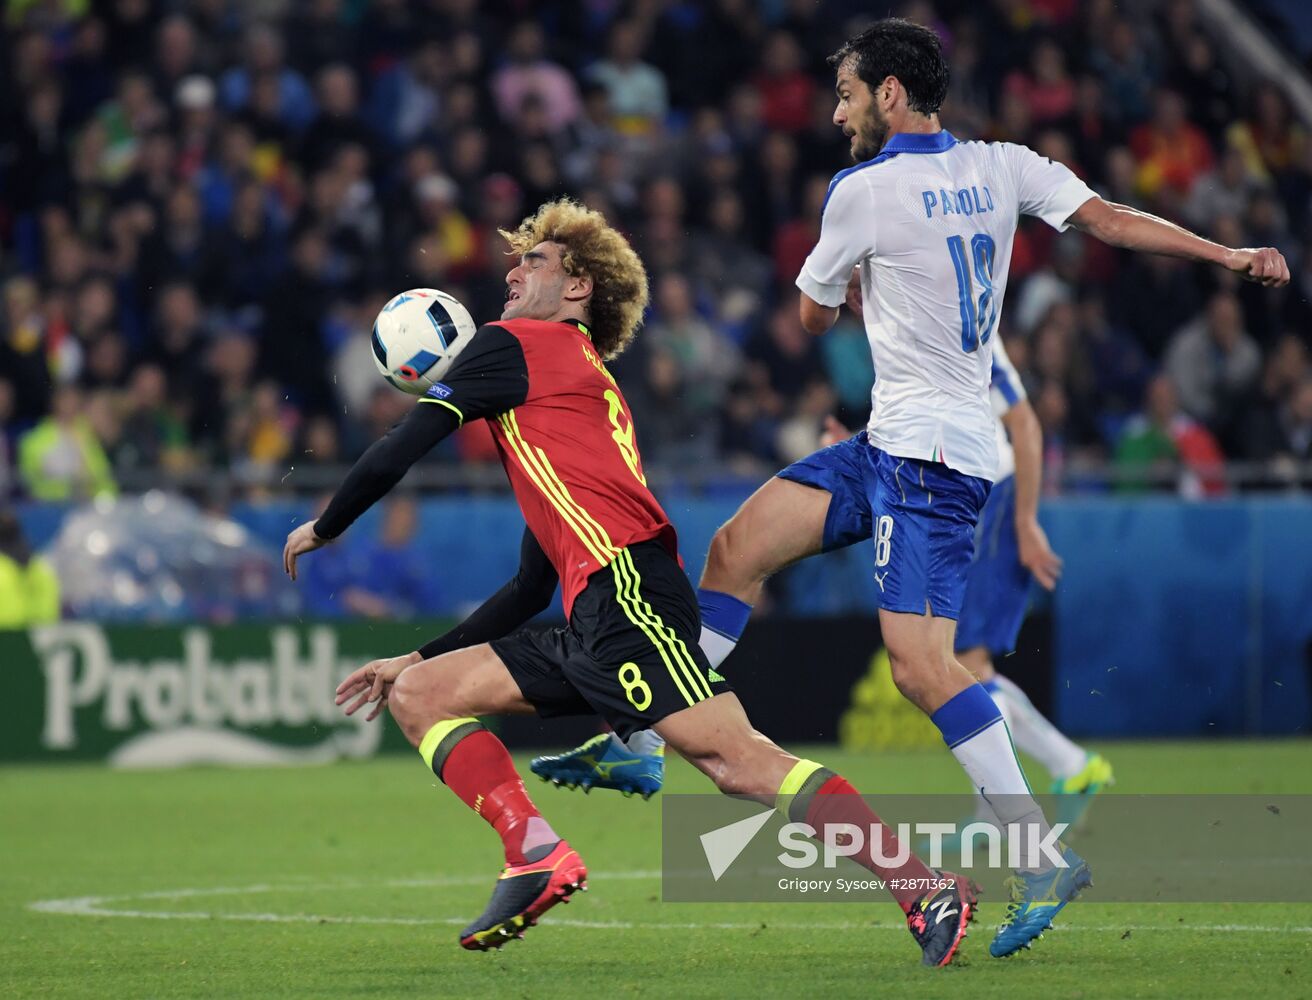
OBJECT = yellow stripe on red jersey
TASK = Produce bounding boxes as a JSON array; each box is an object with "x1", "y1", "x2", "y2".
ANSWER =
[{"x1": 488, "y1": 318, "x2": 677, "y2": 619}]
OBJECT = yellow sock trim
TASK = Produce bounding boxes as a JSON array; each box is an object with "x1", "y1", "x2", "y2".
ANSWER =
[
  {"x1": 418, "y1": 717, "x2": 479, "y2": 771},
  {"x1": 775, "y1": 758, "x2": 824, "y2": 814}
]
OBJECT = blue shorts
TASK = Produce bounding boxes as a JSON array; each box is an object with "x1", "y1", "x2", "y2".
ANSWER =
[
  {"x1": 954, "y1": 475, "x2": 1032, "y2": 655},
  {"x1": 778, "y1": 432, "x2": 990, "y2": 618}
]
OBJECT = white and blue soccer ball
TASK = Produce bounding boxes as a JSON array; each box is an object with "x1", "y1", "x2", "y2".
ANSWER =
[{"x1": 371, "y1": 288, "x2": 478, "y2": 395}]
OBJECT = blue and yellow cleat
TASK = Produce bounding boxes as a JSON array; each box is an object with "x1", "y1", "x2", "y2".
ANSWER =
[
  {"x1": 989, "y1": 844, "x2": 1092, "y2": 958},
  {"x1": 529, "y1": 734, "x2": 664, "y2": 799},
  {"x1": 1051, "y1": 753, "x2": 1114, "y2": 830}
]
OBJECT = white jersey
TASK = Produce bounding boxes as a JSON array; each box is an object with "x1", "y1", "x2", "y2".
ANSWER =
[
  {"x1": 989, "y1": 336, "x2": 1026, "y2": 482},
  {"x1": 796, "y1": 131, "x2": 1095, "y2": 481}
]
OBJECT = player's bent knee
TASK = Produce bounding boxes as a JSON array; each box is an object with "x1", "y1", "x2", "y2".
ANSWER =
[
  {"x1": 386, "y1": 669, "x2": 422, "y2": 741},
  {"x1": 886, "y1": 649, "x2": 942, "y2": 706},
  {"x1": 389, "y1": 667, "x2": 450, "y2": 745}
]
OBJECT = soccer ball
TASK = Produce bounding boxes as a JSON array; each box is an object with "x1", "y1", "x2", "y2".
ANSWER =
[{"x1": 370, "y1": 288, "x2": 478, "y2": 395}]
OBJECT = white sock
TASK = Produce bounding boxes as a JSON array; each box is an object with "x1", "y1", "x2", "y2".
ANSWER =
[
  {"x1": 618, "y1": 729, "x2": 665, "y2": 756},
  {"x1": 950, "y1": 721, "x2": 1055, "y2": 872},
  {"x1": 966, "y1": 688, "x2": 1014, "y2": 828},
  {"x1": 990, "y1": 674, "x2": 1088, "y2": 779},
  {"x1": 698, "y1": 625, "x2": 738, "y2": 669},
  {"x1": 970, "y1": 787, "x2": 1002, "y2": 827}
]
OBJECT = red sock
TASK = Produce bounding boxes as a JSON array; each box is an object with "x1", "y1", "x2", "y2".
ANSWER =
[
  {"x1": 439, "y1": 729, "x2": 559, "y2": 866},
  {"x1": 805, "y1": 774, "x2": 934, "y2": 912}
]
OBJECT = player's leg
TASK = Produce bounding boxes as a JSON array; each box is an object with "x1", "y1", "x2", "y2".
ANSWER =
[
  {"x1": 386, "y1": 642, "x2": 588, "y2": 950},
  {"x1": 865, "y1": 450, "x2": 1090, "y2": 957},
  {"x1": 868, "y1": 452, "x2": 1045, "y2": 834},
  {"x1": 654, "y1": 691, "x2": 976, "y2": 967},
  {"x1": 880, "y1": 605, "x2": 1067, "y2": 855},
  {"x1": 698, "y1": 473, "x2": 832, "y2": 623},
  {"x1": 564, "y1": 540, "x2": 974, "y2": 967},
  {"x1": 534, "y1": 435, "x2": 872, "y2": 792},
  {"x1": 948, "y1": 482, "x2": 1025, "y2": 832},
  {"x1": 699, "y1": 433, "x2": 872, "y2": 663}
]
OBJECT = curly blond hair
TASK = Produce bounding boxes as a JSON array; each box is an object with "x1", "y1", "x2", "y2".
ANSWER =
[{"x1": 499, "y1": 199, "x2": 649, "y2": 359}]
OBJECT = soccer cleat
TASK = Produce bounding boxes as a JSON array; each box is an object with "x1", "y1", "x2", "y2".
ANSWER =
[
  {"x1": 459, "y1": 840, "x2": 587, "y2": 951},
  {"x1": 989, "y1": 844, "x2": 1092, "y2": 958},
  {"x1": 906, "y1": 872, "x2": 979, "y2": 967},
  {"x1": 1051, "y1": 753, "x2": 1114, "y2": 829},
  {"x1": 529, "y1": 734, "x2": 664, "y2": 799}
]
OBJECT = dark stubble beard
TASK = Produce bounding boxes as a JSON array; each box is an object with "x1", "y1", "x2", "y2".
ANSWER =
[{"x1": 851, "y1": 105, "x2": 890, "y2": 162}]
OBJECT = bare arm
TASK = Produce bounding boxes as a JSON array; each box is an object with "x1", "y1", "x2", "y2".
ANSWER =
[
  {"x1": 800, "y1": 291, "x2": 840, "y2": 335},
  {"x1": 799, "y1": 268, "x2": 863, "y2": 335},
  {"x1": 1067, "y1": 197, "x2": 1289, "y2": 287},
  {"x1": 999, "y1": 399, "x2": 1062, "y2": 591}
]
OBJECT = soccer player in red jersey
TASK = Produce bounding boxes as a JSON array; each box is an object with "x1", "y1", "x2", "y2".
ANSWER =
[{"x1": 283, "y1": 200, "x2": 975, "y2": 966}]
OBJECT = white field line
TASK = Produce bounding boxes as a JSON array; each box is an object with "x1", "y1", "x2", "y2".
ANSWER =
[{"x1": 27, "y1": 874, "x2": 1312, "y2": 936}]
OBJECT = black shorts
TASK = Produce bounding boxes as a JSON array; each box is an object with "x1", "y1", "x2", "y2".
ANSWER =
[{"x1": 491, "y1": 540, "x2": 732, "y2": 739}]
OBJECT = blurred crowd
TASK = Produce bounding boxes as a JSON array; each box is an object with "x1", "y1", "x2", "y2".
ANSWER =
[{"x1": 2, "y1": 0, "x2": 1312, "y2": 505}]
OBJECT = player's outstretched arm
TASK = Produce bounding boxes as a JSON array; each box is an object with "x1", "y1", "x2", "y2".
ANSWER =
[
  {"x1": 284, "y1": 324, "x2": 532, "y2": 580},
  {"x1": 1000, "y1": 399, "x2": 1062, "y2": 591},
  {"x1": 282, "y1": 404, "x2": 462, "y2": 580},
  {"x1": 1067, "y1": 197, "x2": 1290, "y2": 287}
]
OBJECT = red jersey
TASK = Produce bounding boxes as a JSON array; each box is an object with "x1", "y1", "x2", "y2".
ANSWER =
[
  {"x1": 317, "y1": 313, "x2": 675, "y2": 620},
  {"x1": 487, "y1": 318, "x2": 676, "y2": 617}
]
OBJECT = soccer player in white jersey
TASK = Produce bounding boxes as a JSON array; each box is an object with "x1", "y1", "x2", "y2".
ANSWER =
[{"x1": 534, "y1": 17, "x2": 1289, "y2": 958}]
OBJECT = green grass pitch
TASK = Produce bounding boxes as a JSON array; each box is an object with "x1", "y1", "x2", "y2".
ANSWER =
[{"x1": 3, "y1": 741, "x2": 1311, "y2": 998}]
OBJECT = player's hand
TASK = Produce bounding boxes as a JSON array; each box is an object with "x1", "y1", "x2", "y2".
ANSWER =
[
  {"x1": 283, "y1": 520, "x2": 328, "y2": 580},
  {"x1": 844, "y1": 267, "x2": 863, "y2": 317},
  {"x1": 335, "y1": 650, "x2": 423, "y2": 721},
  {"x1": 1223, "y1": 247, "x2": 1290, "y2": 287},
  {"x1": 819, "y1": 415, "x2": 853, "y2": 448},
  {"x1": 1017, "y1": 516, "x2": 1062, "y2": 591}
]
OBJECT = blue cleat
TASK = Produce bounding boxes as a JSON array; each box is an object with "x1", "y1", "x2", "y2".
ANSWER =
[
  {"x1": 529, "y1": 734, "x2": 664, "y2": 799},
  {"x1": 989, "y1": 845, "x2": 1092, "y2": 958}
]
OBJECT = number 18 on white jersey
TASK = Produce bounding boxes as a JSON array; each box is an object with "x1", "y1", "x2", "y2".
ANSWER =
[{"x1": 796, "y1": 130, "x2": 1095, "y2": 482}]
